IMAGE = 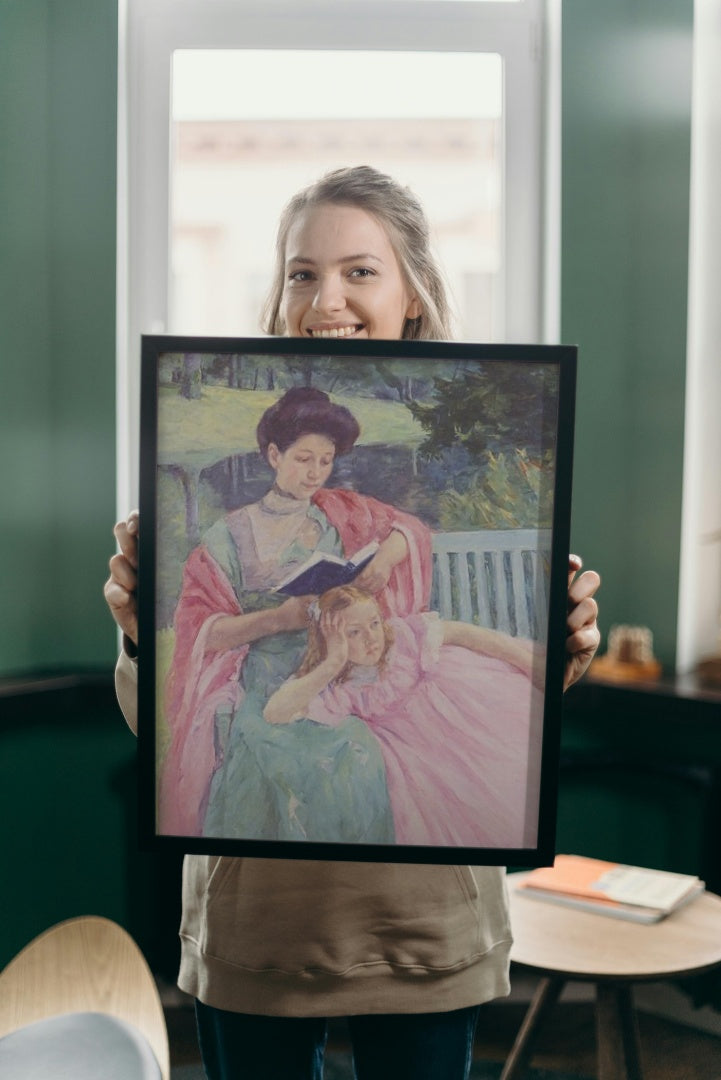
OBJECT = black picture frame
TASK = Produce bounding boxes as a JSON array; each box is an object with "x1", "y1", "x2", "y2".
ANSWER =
[{"x1": 138, "y1": 335, "x2": 576, "y2": 865}]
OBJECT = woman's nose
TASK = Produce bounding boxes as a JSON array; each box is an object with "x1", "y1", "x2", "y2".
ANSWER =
[{"x1": 313, "y1": 274, "x2": 345, "y2": 314}]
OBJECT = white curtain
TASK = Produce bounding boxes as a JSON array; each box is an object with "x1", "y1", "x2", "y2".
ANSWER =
[{"x1": 677, "y1": 0, "x2": 721, "y2": 672}]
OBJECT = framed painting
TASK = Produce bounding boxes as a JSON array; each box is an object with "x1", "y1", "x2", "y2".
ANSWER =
[{"x1": 137, "y1": 336, "x2": 576, "y2": 865}]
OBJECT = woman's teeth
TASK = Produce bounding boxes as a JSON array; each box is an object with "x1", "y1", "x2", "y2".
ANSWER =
[{"x1": 310, "y1": 326, "x2": 359, "y2": 338}]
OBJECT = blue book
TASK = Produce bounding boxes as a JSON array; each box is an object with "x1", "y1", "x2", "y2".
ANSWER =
[{"x1": 272, "y1": 542, "x2": 379, "y2": 597}]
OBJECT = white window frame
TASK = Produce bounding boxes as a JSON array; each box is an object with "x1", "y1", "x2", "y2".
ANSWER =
[
  {"x1": 676, "y1": 0, "x2": 721, "y2": 674},
  {"x1": 116, "y1": 0, "x2": 558, "y2": 512}
]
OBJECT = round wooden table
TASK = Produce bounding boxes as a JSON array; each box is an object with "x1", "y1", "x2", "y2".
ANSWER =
[{"x1": 502, "y1": 872, "x2": 721, "y2": 1080}]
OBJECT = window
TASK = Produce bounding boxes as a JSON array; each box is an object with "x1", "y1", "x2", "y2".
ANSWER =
[
  {"x1": 118, "y1": 0, "x2": 556, "y2": 510},
  {"x1": 169, "y1": 49, "x2": 503, "y2": 340}
]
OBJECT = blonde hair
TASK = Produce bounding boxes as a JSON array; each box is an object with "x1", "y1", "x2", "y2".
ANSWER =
[
  {"x1": 298, "y1": 585, "x2": 394, "y2": 684},
  {"x1": 262, "y1": 165, "x2": 454, "y2": 341}
]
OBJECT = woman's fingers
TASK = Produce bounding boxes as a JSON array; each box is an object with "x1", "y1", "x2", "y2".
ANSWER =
[
  {"x1": 105, "y1": 512, "x2": 140, "y2": 644},
  {"x1": 567, "y1": 552, "x2": 583, "y2": 584},
  {"x1": 113, "y1": 512, "x2": 139, "y2": 568},
  {"x1": 108, "y1": 551, "x2": 137, "y2": 591},
  {"x1": 563, "y1": 559, "x2": 601, "y2": 690},
  {"x1": 103, "y1": 573, "x2": 138, "y2": 643},
  {"x1": 567, "y1": 573, "x2": 601, "y2": 631}
]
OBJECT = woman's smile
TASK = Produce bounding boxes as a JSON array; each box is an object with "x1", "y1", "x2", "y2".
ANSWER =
[
  {"x1": 307, "y1": 323, "x2": 364, "y2": 339},
  {"x1": 281, "y1": 204, "x2": 420, "y2": 340}
]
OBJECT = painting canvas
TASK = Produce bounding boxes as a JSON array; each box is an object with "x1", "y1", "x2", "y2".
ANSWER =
[{"x1": 138, "y1": 336, "x2": 576, "y2": 865}]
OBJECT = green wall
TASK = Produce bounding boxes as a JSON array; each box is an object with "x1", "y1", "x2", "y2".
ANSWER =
[
  {"x1": 562, "y1": 0, "x2": 693, "y2": 669},
  {"x1": 0, "y1": 0, "x2": 118, "y2": 676},
  {"x1": 0, "y1": 1, "x2": 693, "y2": 677},
  {"x1": 0, "y1": 0, "x2": 138, "y2": 970}
]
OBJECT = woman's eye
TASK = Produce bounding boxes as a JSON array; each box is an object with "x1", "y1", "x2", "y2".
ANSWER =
[
  {"x1": 349, "y1": 267, "x2": 375, "y2": 279},
  {"x1": 288, "y1": 269, "x2": 313, "y2": 283}
]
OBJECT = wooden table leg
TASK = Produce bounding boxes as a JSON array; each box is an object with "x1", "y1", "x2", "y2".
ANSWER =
[
  {"x1": 499, "y1": 976, "x2": 565, "y2": 1080},
  {"x1": 596, "y1": 982, "x2": 643, "y2": 1080}
]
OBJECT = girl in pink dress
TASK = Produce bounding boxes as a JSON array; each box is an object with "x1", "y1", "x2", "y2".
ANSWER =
[{"x1": 264, "y1": 584, "x2": 546, "y2": 850}]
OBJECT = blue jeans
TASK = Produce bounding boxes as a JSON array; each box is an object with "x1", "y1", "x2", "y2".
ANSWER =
[{"x1": 195, "y1": 1000, "x2": 481, "y2": 1080}]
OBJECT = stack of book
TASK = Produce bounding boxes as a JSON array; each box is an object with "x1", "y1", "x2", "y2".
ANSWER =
[{"x1": 515, "y1": 854, "x2": 705, "y2": 923}]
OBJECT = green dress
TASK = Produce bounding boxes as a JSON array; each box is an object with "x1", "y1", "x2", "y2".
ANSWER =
[{"x1": 201, "y1": 493, "x2": 395, "y2": 845}]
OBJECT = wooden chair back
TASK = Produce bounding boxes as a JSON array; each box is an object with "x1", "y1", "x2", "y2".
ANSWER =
[{"x1": 0, "y1": 916, "x2": 169, "y2": 1080}]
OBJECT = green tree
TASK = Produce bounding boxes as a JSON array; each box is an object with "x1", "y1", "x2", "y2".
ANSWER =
[
  {"x1": 371, "y1": 359, "x2": 434, "y2": 403},
  {"x1": 407, "y1": 363, "x2": 558, "y2": 458},
  {"x1": 438, "y1": 449, "x2": 555, "y2": 530}
]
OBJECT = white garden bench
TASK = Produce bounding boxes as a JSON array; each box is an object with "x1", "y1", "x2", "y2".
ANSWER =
[{"x1": 430, "y1": 528, "x2": 552, "y2": 640}]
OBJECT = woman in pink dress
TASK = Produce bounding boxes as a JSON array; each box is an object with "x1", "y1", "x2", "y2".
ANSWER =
[{"x1": 264, "y1": 584, "x2": 546, "y2": 850}]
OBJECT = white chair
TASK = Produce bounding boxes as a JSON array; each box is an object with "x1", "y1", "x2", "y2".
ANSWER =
[
  {"x1": 0, "y1": 915, "x2": 170, "y2": 1079},
  {"x1": 431, "y1": 528, "x2": 551, "y2": 639}
]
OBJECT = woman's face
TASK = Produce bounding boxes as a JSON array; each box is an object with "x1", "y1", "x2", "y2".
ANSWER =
[
  {"x1": 267, "y1": 434, "x2": 335, "y2": 501},
  {"x1": 281, "y1": 203, "x2": 421, "y2": 340},
  {"x1": 342, "y1": 599, "x2": 387, "y2": 667}
]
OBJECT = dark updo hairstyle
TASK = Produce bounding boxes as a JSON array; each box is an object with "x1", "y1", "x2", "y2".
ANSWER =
[{"x1": 256, "y1": 387, "x2": 360, "y2": 460}]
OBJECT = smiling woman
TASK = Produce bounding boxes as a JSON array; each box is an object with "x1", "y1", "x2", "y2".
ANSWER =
[
  {"x1": 263, "y1": 166, "x2": 451, "y2": 341},
  {"x1": 281, "y1": 204, "x2": 421, "y2": 340}
]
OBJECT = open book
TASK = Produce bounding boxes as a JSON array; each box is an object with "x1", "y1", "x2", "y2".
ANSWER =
[
  {"x1": 515, "y1": 854, "x2": 704, "y2": 924},
  {"x1": 272, "y1": 541, "x2": 380, "y2": 597}
]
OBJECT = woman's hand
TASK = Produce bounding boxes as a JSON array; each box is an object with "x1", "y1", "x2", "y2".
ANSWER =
[
  {"x1": 355, "y1": 530, "x2": 409, "y2": 594},
  {"x1": 355, "y1": 552, "x2": 394, "y2": 594},
  {"x1": 564, "y1": 554, "x2": 601, "y2": 691},
  {"x1": 276, "y1": 594, "x2": 314, "y2": 632},
  {"x1": 104, "y1": 510, "x2": 139, "y2": 646},
  {"x1": 207, "y1": 594, "x2": 314, "y2": 652}
]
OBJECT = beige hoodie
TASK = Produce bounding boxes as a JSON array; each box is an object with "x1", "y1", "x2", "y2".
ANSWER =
[{"x1": 116, "y1": 650, "x2": 512, "y2": 1016}]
